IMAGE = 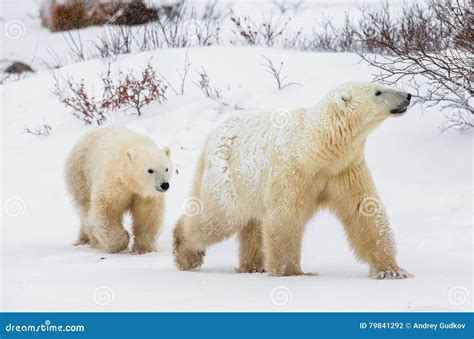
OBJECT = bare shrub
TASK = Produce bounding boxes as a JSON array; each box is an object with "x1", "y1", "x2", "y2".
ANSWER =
[
  {"x1": 52, "y1": 61, "x2": 167, "y2": 124},
  {"x1": 94, "y1": 25, "x2": 136, "y2": 59},
  {"x1": 63, "y1": 31, "x2": 86, "y2": 62},
  {"x1": 53, "y1": 74, "x2": 107, "y2": 125},
  {"x1": 191, "y1": 3, "x2": 222, "y2": 46},
  {"x1": 357, "y1": 0, "x2": 473, "y2": 132},
  {"x1": 115, "y1": 63, "x2": 167, "y2": 116},
  {"x1": 144, "y1": 1, "x2": 190, "y2": 48},
  {"x1": 302, "y1": 15, "x2": 355, "y2": 52},
  {"x1": 194, "y1": 68, "x2": 221, "y2": 99},
  {"x1": 140, "y1": 0, "x2": 222, "y2": 49},
  {"x1": 260, "y1": 56, "x2": 301, "y2": 90},
  {"x1": 273, "y1": 0, "x2": 304, "y2": 15},
  {"x1": 159, "y1": 51, "x2": 191, "y2": 96},
  {"x1": 230, "y1": 10, "x2": 299, "y2": 47},
  {"x1": 24, "y1": 123, "x2": 52, "y2": 136}
]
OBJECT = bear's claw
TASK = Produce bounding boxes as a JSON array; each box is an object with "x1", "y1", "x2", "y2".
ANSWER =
[{"x1": 371, "y1": 268, "x2": 412, "y2": 279}]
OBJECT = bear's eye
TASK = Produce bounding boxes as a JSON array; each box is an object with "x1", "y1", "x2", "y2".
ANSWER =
[
  {"x1": 375, "y1": 91, "x2": 382, "y2": 96},
  {"x1": 147, "y1": 169, "x2": 154, "y2": 174},
  {"x1": 165, "y1": 168, "x2": 169, "y2": 172}
]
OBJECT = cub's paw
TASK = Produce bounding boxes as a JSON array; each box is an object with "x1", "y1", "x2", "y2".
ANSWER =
[
  {"x1": 103, "y1": 230, "x2": 130, "y2": 253},
  {"x1": 370, "y1": 267, "x2": 412, "y2": 280}
]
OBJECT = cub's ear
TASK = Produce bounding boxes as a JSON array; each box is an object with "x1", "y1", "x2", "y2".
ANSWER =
[
  {"x1": 163, "y1": 147, "x2": 171, "y2": 157},
  {"x1": 127, "y1": 150, "x2": 135, "y2": 163}
]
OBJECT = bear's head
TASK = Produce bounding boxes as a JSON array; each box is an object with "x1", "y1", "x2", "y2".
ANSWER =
[
  {"x1": 324, "y1": 82, "x2": 412, "y2": 136},
  {"x1": 126, "y1": 145, "x2": 173, "y2": 197}
]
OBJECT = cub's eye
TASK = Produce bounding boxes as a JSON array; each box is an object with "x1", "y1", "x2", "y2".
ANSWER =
[
  {"x1": 147, "y1": 169, "x2": 154, "y2": 174},
  {"x1": 165, "y1": 168, "x2": 169, "y2": 172},
  {"x1": 375, "y1": 91, "x2": 382, "y2": 96}
]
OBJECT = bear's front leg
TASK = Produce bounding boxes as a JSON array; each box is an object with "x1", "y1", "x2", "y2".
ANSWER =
[
  {"x1": 262, "y1": 214, "x2": 306, "y2": 276},
  {"x1": 236, "y1": 220, "x2": 265, "y2": 273},
  {"x1": 130, "y1": 196, "x2": 163, "y2": 254},
  {"x1": 88, "y1": 195, "x2": 130, "y2": 253},
  {"x1": 326, "y1": 161, "x2": 411, "y2": 279}
]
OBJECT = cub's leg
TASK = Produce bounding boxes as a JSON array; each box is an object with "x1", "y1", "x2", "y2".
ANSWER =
[
  {"x1": 325, "y1": 161, "x2": 411, "y2": 279},
  {"x1": 88, "y1": 193, "x2": 130, "y2": 253},
  {"x1": 130, "y1": 195, "x2": 163, "y2": 254},
  {"x1": 236, "y1": 219, "x2": 265, "y2": 273}
]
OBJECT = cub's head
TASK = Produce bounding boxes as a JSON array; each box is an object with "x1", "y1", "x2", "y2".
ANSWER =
[
  {"x1": 326, "y1": 82, "x2": 411, "y2": 135},
  {"x1": 126, "y1": 145, "x2": 173, "y2": 197}
]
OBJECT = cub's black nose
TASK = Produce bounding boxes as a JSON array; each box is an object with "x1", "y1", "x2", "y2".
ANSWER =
[
  {"x1": 160, "y1": 182, "x2": 170, "y2": 191},
  {"x1": 407, "y1": 93, "x2": 412, "y2": 101}
]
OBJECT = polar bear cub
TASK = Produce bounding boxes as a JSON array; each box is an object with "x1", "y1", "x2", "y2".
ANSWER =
[
  {"x1": 173, "y1": 82, "x2": 412, "y2": 279},
  {"x1": 65, "y1": 127, "x2": 173, "y2": 254}
]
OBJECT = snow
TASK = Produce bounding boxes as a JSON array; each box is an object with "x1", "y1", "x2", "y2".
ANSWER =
[{"x1": 1, "y1": 0, "x2": 472, "y2": 312}]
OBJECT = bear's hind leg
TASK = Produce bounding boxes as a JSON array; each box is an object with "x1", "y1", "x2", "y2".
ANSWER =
[
  {"x1": 173, "y1": 212, "x2": 243, "y2": 271},
  {"x1": 236, "y1": 219, "x2": 265, "y2": 273},
  {"x1": 173, "y1": 216, "x2": 205, "y2": 271}
]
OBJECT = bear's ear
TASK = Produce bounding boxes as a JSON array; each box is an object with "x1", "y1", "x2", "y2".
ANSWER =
[
  {"x1": 340, "y1": 93, "x2": 352, "y2": 106},
  {"x1": 163, "y1": 147, "x2": 171, "y2": 157},
  {"x1": 127, "y1": 150, "x2": 135, "y2": 163}
]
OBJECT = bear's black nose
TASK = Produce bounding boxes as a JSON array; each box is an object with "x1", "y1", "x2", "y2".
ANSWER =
[
  {"x1": 407, "y1": 93, "x2": 412, "y2": 101},
  {"x1": 160, "y1": 182, "x2": 170, "y2": 191}
]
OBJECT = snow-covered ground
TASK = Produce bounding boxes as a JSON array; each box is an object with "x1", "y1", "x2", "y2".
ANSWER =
[{"x1": 1, "y1": 1, "x2": 472, "y2": 312}]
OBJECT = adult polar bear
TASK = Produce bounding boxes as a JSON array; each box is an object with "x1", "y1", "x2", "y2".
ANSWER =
[{"x1": 174, "y1": 83, "x2": 412, "y2": 279}]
